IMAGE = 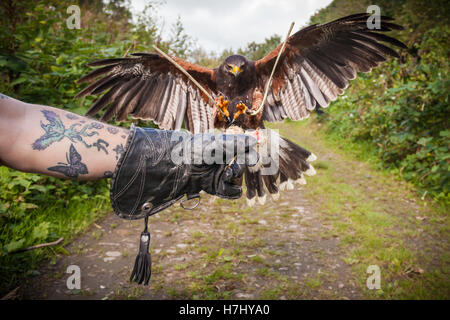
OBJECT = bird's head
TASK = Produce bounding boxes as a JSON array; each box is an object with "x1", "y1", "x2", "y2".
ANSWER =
[{"x1": 220, "y1": 55, "x2": 249, "y2": 78}]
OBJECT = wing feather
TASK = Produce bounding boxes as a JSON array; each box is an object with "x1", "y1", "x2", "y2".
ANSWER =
[
  {"x1": 77, "y1": 53, "x2": 216, "y2": 133},
  {"x1": 254, "y1": 13, "x2": 406, "y2": 121},
  {"x1": 161, "y1": 81, "x2": 181, "y2": 130},
  {"x1": 175, "y1": 83, "x2": 188, "y2": 130},
  {"x1": 101, "y1": 78, "x2": 140, "y2": 121},
  {"x1": 116, "y1": 80, "x2": 147, "y2": 121},
  {"x1": 155, "y1": 77, "x2": 174, "y2": 123},
  {"x1": 132, "y1": 77, "x2": 158, "y2": 120}
]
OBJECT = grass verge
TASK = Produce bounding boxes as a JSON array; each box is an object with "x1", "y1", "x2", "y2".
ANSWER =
[
  {"x1": 0, "y1": 176, "x2": 111, "y2": 297},
  {"x1": 271, "y1": 118, "x2": 449, "y2": 299}
]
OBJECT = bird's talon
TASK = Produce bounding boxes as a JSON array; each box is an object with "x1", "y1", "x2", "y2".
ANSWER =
[
  {"x1": 233, "y1": 103, "x2": 248, "y2": 120},
  {"x1": 215, "y1": 96, "x2": 231, "y2": 120}
]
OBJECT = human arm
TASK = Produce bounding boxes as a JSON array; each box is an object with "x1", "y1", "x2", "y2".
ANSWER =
[
  {"x1": 0, "y1": 94, "x2": 256, "y2": 201},
  {"x1": 0, "y1": 93, "x2": 128, "y2": 180}
]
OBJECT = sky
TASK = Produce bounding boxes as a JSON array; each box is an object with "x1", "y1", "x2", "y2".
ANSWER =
[{"x1": 130, "y1": 0, "x2": 333, "y2": 53}]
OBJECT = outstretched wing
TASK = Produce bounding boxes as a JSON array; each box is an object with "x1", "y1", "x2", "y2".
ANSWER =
[
  {"x1": 76, "y1": 53, "x2": 218, "y2": 133},
  {"x1": 254, "y1": 13, "x2": 407, "y2": 122}
]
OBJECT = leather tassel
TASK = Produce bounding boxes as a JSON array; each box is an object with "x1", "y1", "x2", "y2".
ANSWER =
[{"x1": 130, "y1": 216, "x2": 152, "y2": 285}]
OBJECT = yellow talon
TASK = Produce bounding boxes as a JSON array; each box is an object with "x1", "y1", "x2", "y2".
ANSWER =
[
  {"x1": 215, "y1": 96, "x2": 230, "y2": 118},
  {"x1": 233, "y1": 103, "x2": 248, "y2": 120}
]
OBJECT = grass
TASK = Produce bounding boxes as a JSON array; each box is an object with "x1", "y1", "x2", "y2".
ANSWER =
[
  {"x1": 0, "y1": 193, "x2": 111, "y2": 296},
  {"x1": 10, "y1": 116, "x2": 449, "y2": 300},
  {"x1": 305, "y1": 275, "x2": 323, "y2": 289},
  {"x1": 270, "y1": 118, "x2": 450, "y2": 299}
]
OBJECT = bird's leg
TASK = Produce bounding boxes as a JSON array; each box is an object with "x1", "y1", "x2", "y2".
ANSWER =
[
  {"x1": 233, "y1": 102, "x2": 248, "y2": 120},
  {"x1": 215, "y1": 95, "x2": 230, "y2": 122}
]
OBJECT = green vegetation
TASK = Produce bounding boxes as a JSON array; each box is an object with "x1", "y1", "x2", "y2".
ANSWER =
[
  {"x1": 0, "y1": 0, "x2": 448, "y2": 299},
  {"x1": 274, "y1": 120, "x2": 449, "y2": 299},
  {"x1": 0, "y1": 0, "x2": 194, "y2": 295},
  {"x1": 0, "y1": 167, "x2": 110, "y2": 292},
  {"x1": 310, "y1": 0, "x2": 449, "y2": 204}
]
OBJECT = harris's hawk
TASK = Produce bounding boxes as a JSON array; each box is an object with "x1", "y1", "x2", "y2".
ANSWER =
[{"x1": 76, "y1": 13, "x2": 406, "y2": 205}]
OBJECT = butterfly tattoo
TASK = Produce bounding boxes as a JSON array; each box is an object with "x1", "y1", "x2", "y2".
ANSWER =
[{"x1": 47, "y1": 144, "x2": 88, "y2": 178}]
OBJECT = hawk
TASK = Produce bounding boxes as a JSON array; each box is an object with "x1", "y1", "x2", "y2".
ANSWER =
[{"x1": 76, "y1": 13, "x2": 406, "y2": 205}]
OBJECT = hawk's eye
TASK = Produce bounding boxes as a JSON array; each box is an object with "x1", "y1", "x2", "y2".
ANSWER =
[{"x1": 227, "y1": 64, "x2": 233, "y2": 70}]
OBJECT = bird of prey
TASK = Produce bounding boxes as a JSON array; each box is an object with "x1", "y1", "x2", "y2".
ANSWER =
[{"x1": 76, "y1": 13, "x2": 406, "y2": 205}]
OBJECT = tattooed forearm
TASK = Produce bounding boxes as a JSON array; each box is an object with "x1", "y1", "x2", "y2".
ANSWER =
[
  {"x1": 47, "y1": 144, "x2": 88, "y2": 178},
  {"x1": 113, "y1": 144, "x2": 125, "y2": 160},
  {"x1": 0, "y1": 93, "x2": 11, "y2": 99}
]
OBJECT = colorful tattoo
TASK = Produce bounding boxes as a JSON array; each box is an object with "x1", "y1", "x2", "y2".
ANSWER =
[
  {"x1": 32, "y1": 110, "x2": 99, "y2": 150},
  {"x1": 113, "y1": 144, "x2": 125, "y2": 160},
  {"x1": 107, "y1": 127, "x2": 119, "y2": 135},
  {"x1": 47, "y1": 144, "x2": 88, "y2": 178}
]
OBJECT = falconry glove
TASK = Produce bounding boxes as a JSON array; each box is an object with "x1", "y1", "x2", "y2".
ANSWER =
[{"x1": 110, "y1": 124, "x2": 257, "y2": 284}]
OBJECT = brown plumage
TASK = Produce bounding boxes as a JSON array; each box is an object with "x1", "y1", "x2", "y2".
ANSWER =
[{"x1": 77, "y1": 13, "x2": 406, "y2": 204}]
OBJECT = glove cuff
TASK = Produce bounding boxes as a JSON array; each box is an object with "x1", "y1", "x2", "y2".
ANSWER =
[{"x1": 110, "y1": 124, "x2": 187, "y2": 220}]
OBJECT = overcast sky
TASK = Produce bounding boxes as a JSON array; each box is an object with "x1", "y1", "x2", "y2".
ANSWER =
[{"x1": 130, "y1": 0, "x2": 333, "y2": 53}]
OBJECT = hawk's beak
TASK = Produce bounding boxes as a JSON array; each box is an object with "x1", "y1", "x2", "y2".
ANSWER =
[{"x1": 232, "y1": 66, "x2": 240, "y2": 77}]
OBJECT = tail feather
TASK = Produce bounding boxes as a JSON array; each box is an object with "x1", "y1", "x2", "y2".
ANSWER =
[
  {"x1": 243, "y1": 133, "x2": 316, "y2": 203},
  {"x1": 262, "y1": 170, "x2": 279, "y2": 194},
  {"x1": 255, "y1": 170, "x2": 265, "y2": 198},
  {"x1": 244, "y1": 167, "x2": 257, "y2": 200}
]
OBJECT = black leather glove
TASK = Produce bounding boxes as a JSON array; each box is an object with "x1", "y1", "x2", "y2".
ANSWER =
[
  {"x1": 110, "y1": 124, "x2": 257, "y2": 220},
  {"x1": 110, "y1": 124, "x2": 257, "y2": 285}
]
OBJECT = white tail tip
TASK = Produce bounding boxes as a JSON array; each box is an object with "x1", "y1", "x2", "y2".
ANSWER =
[
  {"x1": 296, "y1": 175, "x2": 307, "y2": 185},
  {"x1": 307, "y1": 153, "x2": 317, "y2": 162},
  {"x1": 305, "y1": 165, "x2": 316, "y2": 176},
  {"x1": 246, "y1": 197, "x2": 256, "y2": 207},
  {"x1": 271, "y1": 192, "x2": 280, "y2": 201},
  {"x1": 280, "y1": 179, "x2": 295, "y2": 191},
  {"x1": 287, "y1": 179, "x2": 294, "y2": 190},
  {"x1": 257, "y1": 195, "x2": 267, "y2": 205}
]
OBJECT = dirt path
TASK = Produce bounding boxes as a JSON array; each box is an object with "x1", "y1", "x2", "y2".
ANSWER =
[{"x1": 18, "y1": 121, "x2": 449, "y2": 300}]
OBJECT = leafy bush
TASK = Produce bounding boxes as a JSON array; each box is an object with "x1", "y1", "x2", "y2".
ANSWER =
[
  {"x1": 0, "y1": 165, "x2": 111, "y2": 291},
  {"x1": 0, "y1": 0, "x2": 194, "y2": 295},
  {"x1": 311, "y1": 0, "x2": 449, "y2": 204}
]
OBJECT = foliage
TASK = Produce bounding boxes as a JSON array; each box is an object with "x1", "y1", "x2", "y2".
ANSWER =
[
  {"x1": 0, "y1": 0, "x2": 195, "y2": 295},
  {"x1": 0, "y1": 166, "x2": 110, "y2": 293},
  {"x1": 0, "y1": 0, "x2": 448, "y2": 295},
  {"x1": 310, "y1": 0, "x2": 449, "y2": 204},
  {"x1": 168, "y1": 16, "x2": 195, "y2": 59}
]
